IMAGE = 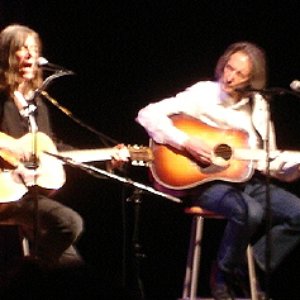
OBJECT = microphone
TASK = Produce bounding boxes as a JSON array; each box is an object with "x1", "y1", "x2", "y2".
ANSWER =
[
  {"x1": 290, "y1": 80, "x2": 300, "y2": 92},
  {"x1": 37, "y1": 57, "x2": 74, "y2": 74}
]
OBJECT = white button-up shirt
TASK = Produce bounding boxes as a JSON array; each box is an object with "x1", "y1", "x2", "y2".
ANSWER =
[{"x1": 136, "y1": 81, "x2": 300, "y2": 180}]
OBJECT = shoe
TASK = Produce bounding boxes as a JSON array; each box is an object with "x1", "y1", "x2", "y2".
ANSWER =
[
  {"x1": 211, "y1": 283, "x2": 235, "y2": 300},
  {"x1": 232, "y1": 265, "x2": 250, "y2": 297},
  {"x1": 210, "y1": 263, "x2": 235, "y2": 300},
  {"x1": 234, "y1": 265, "x2": 266, "y2": 300},
  {"x1": 257, "y1": 290, "x2": 267, "y2": 300}
]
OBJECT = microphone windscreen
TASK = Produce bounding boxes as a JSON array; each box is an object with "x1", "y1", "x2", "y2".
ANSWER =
[{"x1": 290, "y1": 80, "x2": 300, "y2": 92}]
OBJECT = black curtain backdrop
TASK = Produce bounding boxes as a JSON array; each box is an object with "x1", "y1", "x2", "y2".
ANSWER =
[{"x1": 0, "y1": 1, "x2": 299, "y2": 299}]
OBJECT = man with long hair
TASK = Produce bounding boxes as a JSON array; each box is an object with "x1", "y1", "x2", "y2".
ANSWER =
[{"x1": 136, "y1": 41, "x2": 300, "y2": 299}]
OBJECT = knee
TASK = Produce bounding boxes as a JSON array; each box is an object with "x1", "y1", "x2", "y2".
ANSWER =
[
  {"x1": 229, "y1": 203, "x2": 248, "y2": 225},
  {"x1": 247, "y1": 208, "x2": 264, "y2": 229},
  {"x1": 68, "y1": 211, "x2": 84, "y2": 241},
  {"x1": 223, "y1": 191, "x2": 262, "y2": 227},
  {"x1": 221, "y1": 192, "x2": 248, "y2": 224},
  {"x1": 288, "y1": 211, "x2": 300, "y2": 230},
  {"x1": 59, "y1": 209, "x2": 84, "y2": 242}
]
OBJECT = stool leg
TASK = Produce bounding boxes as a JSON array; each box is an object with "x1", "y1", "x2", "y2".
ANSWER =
[
  {"x1": 18, "y1": 227, "x2": 30, "y2": 257},
  {"x1": 21, "y1": 236, "x2": 30, "y2": 256},
  {"x1": 247, "y1": 245, "x2": 258, "y2": 300},
  {"x1": 182, "y1": 215, "x2": 204, "y2": 300}
]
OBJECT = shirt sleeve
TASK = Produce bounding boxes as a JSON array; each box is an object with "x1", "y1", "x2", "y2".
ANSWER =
[
  {"x1": 136, "y1": 81, "x2": 215, "y2": 149},
  {"x1": 136, "y1": 99, "x2": 189, "y2": 149}
]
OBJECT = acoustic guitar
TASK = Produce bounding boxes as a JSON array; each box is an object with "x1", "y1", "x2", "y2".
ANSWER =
[
  {"x1": 149, "y1": 114, "x2": 300, "y2": 190},
  {"x1": 0, "y1": 131, "x2": 152, "y2": 203}
]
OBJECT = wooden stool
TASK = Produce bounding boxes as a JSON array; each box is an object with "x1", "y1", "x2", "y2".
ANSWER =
[{"x1": 181, "y1": 206, "x2": 259, "y2": 300}]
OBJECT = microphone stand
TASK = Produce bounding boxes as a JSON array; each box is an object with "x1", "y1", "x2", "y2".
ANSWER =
[
  {"x1": 240, "y1": 86, "x2": 300, "y2": 300},
  {"x1": 40, "y1": 91, "x2": 119, "y2": 147},
  {"x1": 125, "y1": 188, "x2": 146, "y2": 299},
  {"x1": 32, "y1": 70, "x2": 74, "y2": 101},
  {"x1": 237, "y1": 86, "x2": 300, "y2": 98},
  {"x1": 25, "y1": 106, "x2": 40, "y2": 259},
  {"x1": 27, "y1": 70, "x2": 75, "y2": 258},
  {"x1": 262, "y1": 98, "x2": 272, "y2": 300}
]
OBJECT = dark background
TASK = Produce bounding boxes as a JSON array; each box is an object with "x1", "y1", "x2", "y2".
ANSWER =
[{"x1": 0, "y1": 1, "x2": 300, "y2": 299}]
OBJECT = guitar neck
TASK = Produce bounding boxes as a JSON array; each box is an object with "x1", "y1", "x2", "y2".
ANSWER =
[
  {"x1": 60, "y1": 148, "x2": 117, "y2": 163},
  {"x1": 59, "y1": 145, "x2": 152, "y2": 165},
  {"x1": 234, "y1": 149, "x2": 300, "y2": 162}
]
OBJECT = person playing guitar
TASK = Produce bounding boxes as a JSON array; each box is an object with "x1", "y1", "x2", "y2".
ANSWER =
[
  {"x1": 0, "y1": 24, "x2": 131, "y2": 271},
  {"x1": 136, "y1": 41, "x2": 300, "y2": 300}
]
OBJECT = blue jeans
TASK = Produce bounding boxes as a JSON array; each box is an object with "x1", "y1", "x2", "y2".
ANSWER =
[{"x1": 193, "y1": 175, "x2": 300, "y2": 272}]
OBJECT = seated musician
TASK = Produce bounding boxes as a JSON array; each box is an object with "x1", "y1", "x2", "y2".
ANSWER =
[
  {"x1": 0, "y1": 24, "x2": 126, "y2": 270},
  {"x1": 136, "y1": 41, "x2": 300, "y2": 300}
]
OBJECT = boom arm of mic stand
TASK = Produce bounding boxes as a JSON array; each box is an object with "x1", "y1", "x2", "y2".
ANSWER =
[
  {"x1": 44, "y1": 151, "x2": 182, "y2": 204},
  {"x1": 41, "y1": 91, "x2": 119, "y2": 146},
  {"x1": 237, "y1": 87, "x2": 300, "y2": 98}
]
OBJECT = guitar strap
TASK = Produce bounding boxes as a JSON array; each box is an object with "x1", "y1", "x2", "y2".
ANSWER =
[
  {"x1": 13, "y1": 90, "x2": 40, "y2": 173},
  {"x1": 14, "y1": 91, "x2": 38, "y2": 133}
]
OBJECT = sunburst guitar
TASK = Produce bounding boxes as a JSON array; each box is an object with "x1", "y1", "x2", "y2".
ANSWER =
[{"x1": 149, "y1": 114, "x2": 300, "y2": 190}]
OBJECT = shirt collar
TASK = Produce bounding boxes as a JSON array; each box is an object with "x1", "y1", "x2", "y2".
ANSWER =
[{"x1": 217, "y1": 83, "x2": 250, "y2": 109}]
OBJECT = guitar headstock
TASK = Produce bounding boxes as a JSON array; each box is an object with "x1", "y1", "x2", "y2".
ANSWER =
[{"x1": 127, "y1": 145, "x2": 153, "y2": 167}]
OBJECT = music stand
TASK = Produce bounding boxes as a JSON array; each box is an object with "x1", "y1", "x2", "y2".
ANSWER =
[{"x1": 44, "y1": 151, "x2": 181, "y2": 299}]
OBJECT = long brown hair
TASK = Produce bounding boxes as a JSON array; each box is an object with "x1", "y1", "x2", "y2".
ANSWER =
[
  {"x1": 0, "y1": 24, "x2": 43, "y2": 96},
  {"x1": 215, "y1": 41, "x2": 267, "y2": 90}
]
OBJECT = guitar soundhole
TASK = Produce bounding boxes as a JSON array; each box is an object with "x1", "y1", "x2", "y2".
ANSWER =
[{"x1": 215, "y1": 144, "x2": 232, "y2": 160}]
